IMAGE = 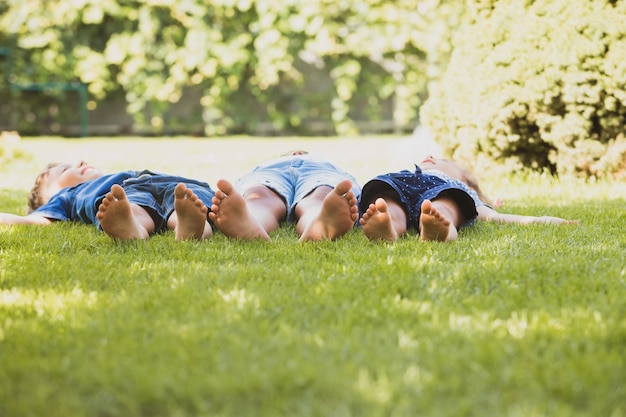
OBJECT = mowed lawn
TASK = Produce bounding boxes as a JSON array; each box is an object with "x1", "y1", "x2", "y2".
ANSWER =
[{"x1": 1, "y1": 136, "x2": 625, "y2": 417}]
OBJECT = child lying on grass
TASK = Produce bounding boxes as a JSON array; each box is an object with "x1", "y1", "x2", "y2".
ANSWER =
[
  {"x1": 358, "y1": 156, "x2": 577, "y2": 242},
  {"x1": 209, "y1": 150, "x2": 361, "y2": 241},
  {"x1": 0, "y1": 161, "x2": 215, "y2": 241}
]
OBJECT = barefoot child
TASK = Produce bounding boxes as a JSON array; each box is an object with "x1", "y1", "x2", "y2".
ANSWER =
[
  {"x1": 208, "y1": 151, "x2": 360, "y2": 241},
  {"x1": 359, "y1": 156, "x2": 576, "y2": 242},
  {"x1": 0, "y1": 161, "x2": 215, "y2": 241}
]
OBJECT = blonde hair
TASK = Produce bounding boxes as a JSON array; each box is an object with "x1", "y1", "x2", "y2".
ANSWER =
[
  {"x1": 454, "y1": 163, "x2": 494, "y2": 207},
  {"x1": 28, "y1": 163, "x2": 59, "y2": 213}
]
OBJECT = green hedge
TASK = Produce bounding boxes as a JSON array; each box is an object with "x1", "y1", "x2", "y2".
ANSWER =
[
  {"x1": 0, "y1": 0, "x2": 463, "y2": 135},
  {"x1": 421, "y1": 0, "x2": 626, "y2": 179}
]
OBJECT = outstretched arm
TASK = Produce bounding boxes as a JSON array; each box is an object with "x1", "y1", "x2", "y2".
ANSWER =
[
  {"x1": 0, "y1": 213, "x2": 53, "y2": 226},
  {"x1": 476, "y1": 205, "x2": 577, "y2": 225}
]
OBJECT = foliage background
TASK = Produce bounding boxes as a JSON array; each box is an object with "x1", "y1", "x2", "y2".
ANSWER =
[
  {"x1": 0, "y1": 0, "x2": 464, "y2": 135},
  {"x1": 1, "y1": 0, "x2": 625, "y2": 178},
  {"x1": 421, "y1": 0, "x2": 626, "y2": 179}
]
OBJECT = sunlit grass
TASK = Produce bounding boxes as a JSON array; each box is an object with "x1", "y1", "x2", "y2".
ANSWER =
[{"x1": 1, "y1": 137, "x2": 625, "y2": 417}]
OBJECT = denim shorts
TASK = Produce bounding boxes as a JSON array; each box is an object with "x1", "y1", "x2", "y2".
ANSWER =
[
  {"x1": 235, "y1": 154, "x2": 361, "y2": 221},
  {"x1": 358, "y1": 166, "x2": 478, "y2": 231},
  {"x1": 121, "y1": 171, "x2": 215, "y2": 233}
]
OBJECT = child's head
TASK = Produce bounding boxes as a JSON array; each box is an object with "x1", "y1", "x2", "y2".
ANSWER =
[
  {"x1": 419, "y1": 156, "x2": 494, "y2": 206},
  {"x1": 29, "y1": 163, "x2": 56, "y2": 212},
  {"x1": 28, "y1": 161, "x2": 103, "y2": 212}
]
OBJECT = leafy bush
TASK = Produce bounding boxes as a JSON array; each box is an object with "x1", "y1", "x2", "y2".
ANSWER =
[
  {"x1": 0, "y1": 0, "x2": 464, "y2": 135},
  {"x1": 420, "y1": 0, "x2": 626, "y2": 179}
]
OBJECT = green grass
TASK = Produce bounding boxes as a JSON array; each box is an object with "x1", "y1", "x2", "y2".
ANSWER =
[{"x1": 1, "y1": 137, "x2": 625, "y2": 417}]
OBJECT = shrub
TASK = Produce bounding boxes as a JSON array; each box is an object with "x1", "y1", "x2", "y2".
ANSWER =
[{"x1": 420, "y1": 0, "x2": 626, "y2": 179}]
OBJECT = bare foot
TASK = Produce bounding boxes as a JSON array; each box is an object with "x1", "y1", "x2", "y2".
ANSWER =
[
  {"x1": 299, "y1": 179, "x2": 359, "y2": 242},
  {"x1": 208, "y1": 179, "x2": 270, "y2": 240},
  {"x1": 97, "y1": 184, "x2": 150, "y2": 240},
  {"x1": 419, "y1": 199, "x2": 457, "y2": 242},
  {"x1": 173, "y1": 183, "x2": 210, "y2": 241},
  {"x1": 359, "y1": 198, "x2": 399, "y2": 241}
]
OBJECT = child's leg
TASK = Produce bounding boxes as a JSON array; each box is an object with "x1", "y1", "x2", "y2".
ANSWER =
[
  {"x1": 419, "y1": 197, "x2": 465, "y2": 242},
  {"x1": 359, "y1": 197, "x2": 408, "y2": 241},
  {"x1": 97, "y1": 184, "x2": 154, "y2": 240},
  {"x1": 208, "y1": 180, "x2": 285, "y2": 240},
  {"x1": 166, "y1": 183, "x2": 212, "y2": 241},
  {"x1": 296, "y1": 179, "x2": 359, "y2": 241}
]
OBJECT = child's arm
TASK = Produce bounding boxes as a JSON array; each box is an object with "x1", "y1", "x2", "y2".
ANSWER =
[
  {"x1": 476, "y1": 205, "x2": 576, "y2": 225},
  {"x1": 0, "y1": 213, "x2": 53, "y2": 226}
]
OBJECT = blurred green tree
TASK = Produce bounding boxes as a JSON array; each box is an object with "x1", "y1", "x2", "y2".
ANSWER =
[{"x1": 0, "y1": 0, "x2": 464, "y2": 136}]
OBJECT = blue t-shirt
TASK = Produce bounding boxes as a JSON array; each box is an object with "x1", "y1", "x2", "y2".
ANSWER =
[{"x1": 32, "y1": 171, "x2": 138, "y2": 225}]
